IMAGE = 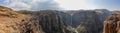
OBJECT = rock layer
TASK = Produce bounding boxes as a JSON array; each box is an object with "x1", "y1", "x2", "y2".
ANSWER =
[
  {"x1": 103, "y1": 12, "x2": 120, "y2": 33},
  {"x1": 73, "y1": 11, "x2": 101, "y2": 33},
  {"x1": 17, "y1": 10, "x2": 71, "y2": 33}
]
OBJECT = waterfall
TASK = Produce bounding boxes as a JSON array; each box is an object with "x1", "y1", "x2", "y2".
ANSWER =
[{"x1": 71, "y1": 14, "x2": 73, "y2": 26}]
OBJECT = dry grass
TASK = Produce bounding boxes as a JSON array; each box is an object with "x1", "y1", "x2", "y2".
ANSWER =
[{"x1": 0, "y1": 6, "x2": 31, "y2": 33}]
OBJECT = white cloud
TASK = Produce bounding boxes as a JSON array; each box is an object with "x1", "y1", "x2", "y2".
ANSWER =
[
  {"x1": 9, "y1": 2, "x2": 31, "y2": 10},
  {"x1": 3, "y1": 0, "x2": 60, "y2": 11},
  {"x1": 1, "y1": 0, "x2": 119, "y2": 11},
  {"x1": 54, "y1": 0, "x2": 98, "y2": 10},
  {"x1": 3, "y1": 0, "x2": 98, "y2": 10},
  {"x1": 4, "y1": 0, "x2": 31, "y2": 10},
  {"x1": 30, "y1": 0, "x2": 60, "y2": 10}
]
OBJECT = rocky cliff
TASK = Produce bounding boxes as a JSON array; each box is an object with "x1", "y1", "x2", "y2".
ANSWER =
[
  {"x1": 30, "y1": 10, "x2": 111, "y2": 33},
  {"x1": 64, "y1": 10, "x2": 111, "y2": 33},
  {"x1": 103, "y1": 12, "x2": 120, "y2": 33},
  {"x1": 72, "y1": 11, "x2": 101, "y2": 33},
  {"x1": 17, "y1": 10, "x2": 71, "y2": 33}
]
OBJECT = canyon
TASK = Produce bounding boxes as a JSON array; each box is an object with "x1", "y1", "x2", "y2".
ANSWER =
[{"x1": 0, "y1": 6, "x2": 116, "y2": 33}]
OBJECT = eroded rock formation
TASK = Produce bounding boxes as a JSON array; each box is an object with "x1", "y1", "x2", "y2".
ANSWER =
[
  {"x1": 17, "y1": 10, "x2": 71, "y2": 33},
  {"x1": 103, "y1": 12, "x2": 120, "y2": 33},
  {"x1": 0, "y1": 6, "x2": 45, "y2": 33},
  {"x1": 33, "y1": 11, "x2": 70, "y2": 33}
]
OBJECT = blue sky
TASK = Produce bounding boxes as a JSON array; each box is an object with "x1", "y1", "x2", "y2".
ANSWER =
[
  {"x1": 0, "y1": 0, "x2": 119, "y2": 11},
  {"x1": 92, "y1": 0, "x2": 120, "y2": 10},
  {"x1": 0, "y1": 0, "x2": 6, "y2": 5}
]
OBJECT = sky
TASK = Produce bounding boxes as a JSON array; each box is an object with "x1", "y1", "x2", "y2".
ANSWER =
[{"x1": 0, "y1": 0, "x2": 120, "y2": 11}]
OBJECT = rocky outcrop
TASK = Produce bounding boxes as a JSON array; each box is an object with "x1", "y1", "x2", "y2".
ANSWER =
[
  {"x1": 0, "y1": 6, "x2": 45, "y2": 33},
  {"x1": 0, "y1": 6, "x2": 24, "y2": 33},
  {"x1": 103, "y1": 12, "x2": 120, "y2": 33}
]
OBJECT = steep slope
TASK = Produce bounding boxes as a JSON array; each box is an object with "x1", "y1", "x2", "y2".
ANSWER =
[
  {"x1": 17, "y1": 9, "x2": 112, "y2": 33},
  {"x1": 17, "y1": 10, "x2": 71, "y2": 33},
  {"x1": 0, "y1": 6, "x2": 28, "y2": 33},
  {"x1": 95, "y1": 9, "x2": 111, "y2": 33},
  {"x1": 56, "y1": 11, "x2": 71, "y2": 26},
  {"x1": 73, "y1": 11, "x2": 101, "y2": 33},
  {"x1": 0, "y1": 6, "x2": 45, "y2": 33},
  {"x1": 34, "y1": 11, "x2": 69, "y2": 33},
  {"x1": 70, "y1": 9, "x2": 111, "y2": 33},
  {"x1": 103, "y1": 12, "x2": 120, "y2": 33}
]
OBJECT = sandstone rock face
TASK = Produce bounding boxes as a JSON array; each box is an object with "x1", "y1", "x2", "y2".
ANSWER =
[
  {"x1": 0, "y1": 6, "x2": 45, "y2": 33},
  {"x1": 0, "y1": 6, "x2": 28, "y2": 33},
  {"x1": 103, "y1": 12, "x2": 120, "y2": 33}
]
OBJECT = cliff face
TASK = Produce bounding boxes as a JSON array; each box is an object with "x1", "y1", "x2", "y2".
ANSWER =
[
  {"x1": 67, "y1": 10, "x2": 111, "y2": 33},
  {"x1": 30, "y1": 10, "x2": 110, "y2": 33},
  {"x1": 33, "y1": 11, "x2": 70, "y2": 33},
  {"x1": 17, "y1": 10, "x2": 71, "y2": 33},
  {"x1": 72, "y1": 11, "x2": 100, "y2": 33},
  {"x1": 95, "y1": 9, "x2": 112, "y2": 33},
  {"x1": 103, "y1": 12, "x2": 120, "y2": 33}
]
